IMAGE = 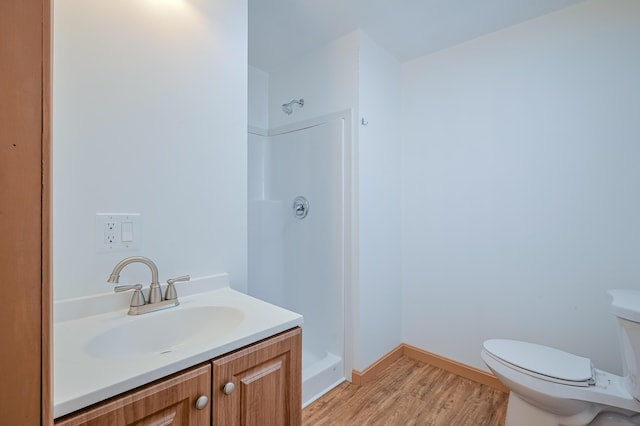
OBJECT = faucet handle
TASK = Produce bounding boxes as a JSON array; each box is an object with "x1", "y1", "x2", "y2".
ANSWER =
[
  {"x1": 165, "y1": 275, "x2": 190, "y2": 300},
  {"x1": 114, "y1": 284, "x2": 147, "y2": 307}
]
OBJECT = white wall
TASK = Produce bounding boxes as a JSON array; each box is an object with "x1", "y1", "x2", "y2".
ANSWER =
[
  {"x1": 53, "y1": 0, "x2": 248, "y2": 300},
  {"x1": 248, "y1": 66, "x2": 269, "y2": 130},
  {"x1": 267, "y1": 32, "x2": 359, "y2": 129},
  {"x1": 401, "y1": 0, "x2": 640, "y2": 373},
  {"x1": 356, "y1": 33, "x2": 403, "y2": 370}
]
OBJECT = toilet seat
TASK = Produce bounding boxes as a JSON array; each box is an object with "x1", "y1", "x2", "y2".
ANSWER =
[{"x1": 484, "y1": 339, "x2": 594, "y2": 387}]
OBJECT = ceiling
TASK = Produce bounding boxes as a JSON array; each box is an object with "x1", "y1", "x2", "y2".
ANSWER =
[{"x1": 249, "y1": 0, "x2": 586, "y2": 72}]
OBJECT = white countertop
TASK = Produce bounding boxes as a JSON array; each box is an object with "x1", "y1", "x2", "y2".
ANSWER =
[{"x1": 54, "y1": 276, "x2": 303, "y2": 418}]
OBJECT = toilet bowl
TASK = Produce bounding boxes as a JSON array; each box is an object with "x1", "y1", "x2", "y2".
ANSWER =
[{"x1": 481, "y1": 290, "x2": 640, "y2": 426}]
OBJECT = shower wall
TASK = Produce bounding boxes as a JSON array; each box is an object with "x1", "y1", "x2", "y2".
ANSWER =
[
  {"x1": 250, "y1": 29, "x2": 403, "y2": 380},
  {"x1": 248, "y1": 132, "x2": 284, "y2": 305},
  {"x1": 248, "y1": 118, "x2": 346, "y2": 404},
  {"x1": 273, "y1": 121, "x2": 344, "y2": 359}
]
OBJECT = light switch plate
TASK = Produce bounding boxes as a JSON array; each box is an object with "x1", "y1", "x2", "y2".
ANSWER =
[{"x1": 95, "y1": 213, "x2": 141, "y2": 252}]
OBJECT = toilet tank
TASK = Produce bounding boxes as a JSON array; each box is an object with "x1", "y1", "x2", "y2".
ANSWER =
[{"x1": 610, "y1": 290, "x2": 640, "y2": 400}]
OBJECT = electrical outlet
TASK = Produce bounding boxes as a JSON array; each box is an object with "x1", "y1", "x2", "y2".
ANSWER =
[
  {"x1": 95, "y1": 213, "x2": 141, "y2": 252},
  {"x1": 104, "y1": 222, "x2": 118, "y2": 243}
]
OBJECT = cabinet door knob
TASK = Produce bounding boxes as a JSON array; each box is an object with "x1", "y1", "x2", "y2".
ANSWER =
[
  {"x1": 195, "y1": 395, "x2": 209, "y2": 410},
  {"x1": 223, "y1": 382, "x2": 235, "y2": 395}
]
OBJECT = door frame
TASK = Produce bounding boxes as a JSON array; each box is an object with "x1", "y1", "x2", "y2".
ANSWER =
[{"x1": 0, "y1": 0, "x2": 52, "y2": 424}]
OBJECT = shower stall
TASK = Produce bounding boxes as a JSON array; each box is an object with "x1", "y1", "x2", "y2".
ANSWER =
[{"x1": 248, "y1": 112, "x2": 350, "y2": 406}]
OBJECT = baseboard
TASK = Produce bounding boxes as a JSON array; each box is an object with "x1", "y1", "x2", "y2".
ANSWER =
[
  {"x1": 402, "y1": 344, "x2": 509, "y2": 393},
  {"x1": 352, "y1": 344, "x2": 509, "y2": 393},
  {"x1": 351, "y1": 344, "x2": 404, "y2": 386}
]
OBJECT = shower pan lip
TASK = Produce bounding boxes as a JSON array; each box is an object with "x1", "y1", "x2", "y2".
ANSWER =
[{"x1": 302, "y1": 350, "x2": 344, "y2": 407}]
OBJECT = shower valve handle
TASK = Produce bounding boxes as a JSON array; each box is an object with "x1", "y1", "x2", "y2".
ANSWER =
[{"x1": 293, "y1": 196, "x2": 309, "y2": 219}]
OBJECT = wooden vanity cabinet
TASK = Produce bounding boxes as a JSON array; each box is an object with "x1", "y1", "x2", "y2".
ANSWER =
[
  {"x1": 55, "y1": 363, "x2": 211, "y2": 426},
  {"x1": 54, "y1": 327, "x2": 301, "y2": 426},
  {"x1": 212, "y1": 328, "x2": 302, "y2": 426}
]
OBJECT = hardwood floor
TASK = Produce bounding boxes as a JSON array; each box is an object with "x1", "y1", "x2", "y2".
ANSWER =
[{"x1": 303, "y1": 355, "x2": 508, "y2": 426}]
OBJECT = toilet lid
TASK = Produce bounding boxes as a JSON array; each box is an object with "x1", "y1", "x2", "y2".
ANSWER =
[{"x1": 484, "y1": 339, "x2": 593, "y2": 385}]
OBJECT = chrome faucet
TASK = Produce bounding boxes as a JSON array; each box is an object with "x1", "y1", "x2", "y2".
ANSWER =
[
  {"x1": 107, "y1": 256, "x2": 190, "y2": 315},
  {"x1": 107, "y1": 256, "x2": 162, "y2": 303}
]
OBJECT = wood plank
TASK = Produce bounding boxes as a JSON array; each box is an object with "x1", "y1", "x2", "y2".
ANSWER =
[
  {"x1": 352, "y1": 344, "x2": 509, "y2": 393},
  {"x1": 42, "y1": 0, "x2": 53, "y2": 423},
  {"x1": 304, "y1": 355, "x2": 508, "y2": 426},
  {"x1": 0, "y1": 0, "x2": 46, "y2": 424}
]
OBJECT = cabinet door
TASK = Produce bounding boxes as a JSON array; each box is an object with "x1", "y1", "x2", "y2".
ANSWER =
[
  {"x1": 55, "y1": 364, "x2": 211, "y2": 426},
  {"x1": 212, "y1": 328, "x2": 302, "y2": 426}
]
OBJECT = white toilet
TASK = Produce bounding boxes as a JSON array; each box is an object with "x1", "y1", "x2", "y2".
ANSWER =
[{"x1": 481, "y1": 290, "x2": 640, "y2": 426}]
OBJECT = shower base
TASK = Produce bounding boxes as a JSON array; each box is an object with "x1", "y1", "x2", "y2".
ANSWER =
[{"x1": 302, "y1": 349, "x2": 344, "y2": 407}]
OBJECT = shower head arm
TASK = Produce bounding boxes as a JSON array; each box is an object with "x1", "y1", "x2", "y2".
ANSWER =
[{"x1": 282, "y1": 98, "x2": 304, "y2": 115}]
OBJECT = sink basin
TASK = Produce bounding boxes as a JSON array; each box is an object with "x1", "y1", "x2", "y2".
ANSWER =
[{"x1": 85, "y1": 306, "x2": 244, "y2": 359}]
